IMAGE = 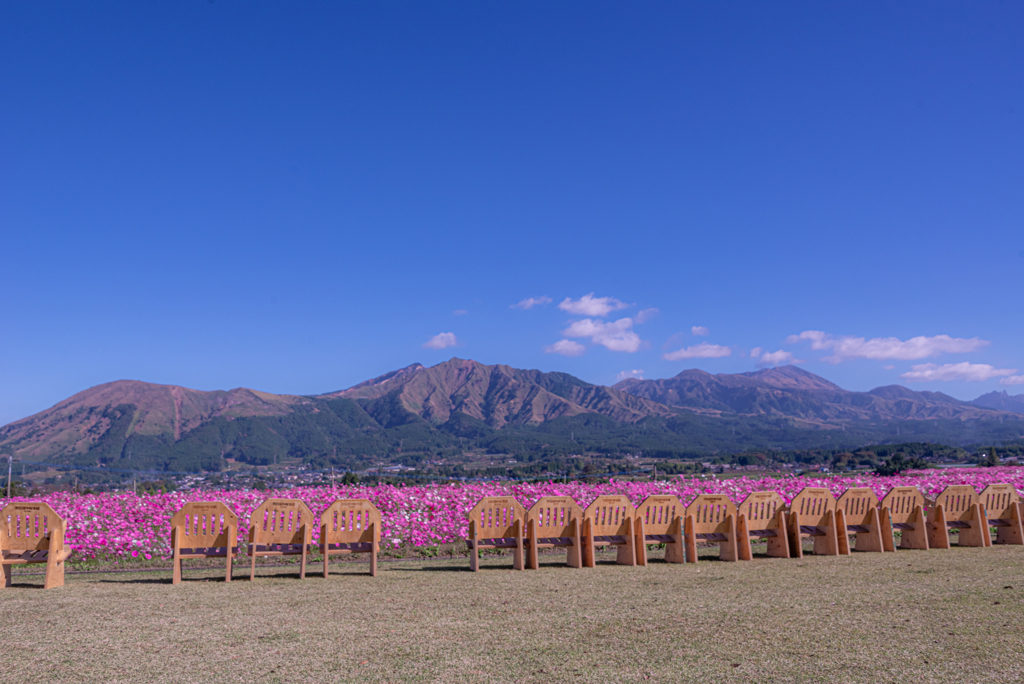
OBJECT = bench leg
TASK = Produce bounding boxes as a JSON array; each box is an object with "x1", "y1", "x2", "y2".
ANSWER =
[
  {"x1": 225, "y1": 550, "x2": 232, "y2": 583},
  {"x1": 684, "y1": 514, "x2": 697, "y2": 564},
  {"x1": 323, "y1": 543, "x2": 330, "y2": 579},
  {"x1": 250, "y1": 547, "x2": 258, "y2": 581},
  {"x1": 299, "y1": 544, "x2": 307, "y2": 580},
  {"x1": 370, "y1": 539, "x2": 378, "y2": 578},
  {"x1": 44, "y1": 555, "x2": 65, "y2": 590},
  {"x1": 2, "y1": 564, "x2": 10, "y2": 589},
  {"x1": 469, "y1": 539, "x2": 479, "y2": 572}
]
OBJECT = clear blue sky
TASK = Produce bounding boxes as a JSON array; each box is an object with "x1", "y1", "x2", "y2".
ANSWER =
[{"x1": 2, "y1": 2, "x2": 1023, "y2": 425}]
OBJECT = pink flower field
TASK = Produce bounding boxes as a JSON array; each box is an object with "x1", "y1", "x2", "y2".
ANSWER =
[{"x1": 10, "y1": 467, "x2": 1024, "y2": 561}]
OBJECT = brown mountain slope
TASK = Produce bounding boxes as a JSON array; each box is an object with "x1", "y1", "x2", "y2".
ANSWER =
[
  {"x1": 0, "y1": 380, "x2": 311, "y2": 461},
  {"x1": 321, "y1": 358, "x2": 676, "y2": 427},
  {"x1": 613, "y1": 366, "x2": 1009, "y2": 422}
]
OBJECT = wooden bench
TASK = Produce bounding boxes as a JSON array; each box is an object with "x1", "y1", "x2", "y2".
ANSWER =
[
  {"x1": 466, "y1": 496, "x2": 525, "y2": 572},
  {"x1": 170, "y1": 501, "x2": 239, "y2": 584},
  {"x1": 837, "y1": 488, "x2": 885, "y2": 553},
  {"x1": 320, "y1": 498, "x2": 381, "y2": 577},
  {"x1": 736, "y1": 491, "x2": 791, "y2": 560},
  {"x1": 684, "y1": 494, "x2": 740, "y2": 563},
  {"x1": 581, "y1": 495, "x2": 638, "y2": 567},
  {"x1": 879, "y1": 486, "x2": 929, "y2": 551},
  {"x1": 1, "y1": 502, "x2": 71, "y2": 590},
  {"x1": 786, "y1": 487, "x2": 850, "y2": 557},
  {"x1": 524, "y1": 496, "x2": 582, "y2": 569},
  {"x1": 980, "y1": 484, "x2": 1023, "y2": 546},
  {"x1": 927, "y1": 485, "x2": 991, "y2": 549},
  {"x1": 635, "y1": 494, "x2": 685, "y2": 565},
  {"x1": 248, "y1": 498, "x2": 314, "y2": 580}
]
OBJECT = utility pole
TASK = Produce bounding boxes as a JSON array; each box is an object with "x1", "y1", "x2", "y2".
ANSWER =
[
  {"x1": 331, "y1": 466, "x2": 336, "y2": 493},
  {"x1": 6, "y1": 455, "x2": 11, "y2": 500}
]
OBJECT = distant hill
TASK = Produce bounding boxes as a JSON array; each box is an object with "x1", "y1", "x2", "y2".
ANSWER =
[
  {"x1": 972, "y1": 391, "x2": 1024, "y2": 415},
  {"x1": 3, "y1": 359, "x2": 1024, "y2": 473},
  {"x1": 613, "y1": 366, "x2": 1006, "y2": 422}
]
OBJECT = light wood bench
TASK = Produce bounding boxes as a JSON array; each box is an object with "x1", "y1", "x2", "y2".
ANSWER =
[
  {"x1": 320, "y1": 499, "x2": 381, "y2": 577},
  {"x1": 1, "y1": 502, "x2": 71, "y2": 590},
  {"x1": 879, "y1": 486, "x2": 929, "y2": 551},
  {"x1": 684, "y1": 494, "x2": 740, "y2": 563},
  {"x1": 525, "y1": 496, "x2": 582, "y2": 569},
  {"x1": 837, "y1": 488, "x2": 885, "y2": 553},
  {"x1": 248, "y1": 498, "x2": 314, "y2": 580},
  {"x1": 635, "y1": 495, "x2": 685, "y2": 565},
  {"x1": 736, "y1": 491, "x2": 791, "y2": 560},
  {"x1": 786, "y1": 487, "x2": 850, "y2": 557},
  {"x1": 927, "y1": 485, "x2": 991, "y2": 549},
  {"x1": 466, "y1": 496, "x2": 525, "y2": 572},
  {"x1": 980, "y1": 484, "x2": 1023, "y2": 546},
  {"x1": 170, "y1": 501, "x2": 239, "y2": 584},
  {"x1": 581, "y1": 495, "x2": 638, "y2": 567}
]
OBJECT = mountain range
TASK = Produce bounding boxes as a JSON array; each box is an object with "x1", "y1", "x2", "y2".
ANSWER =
[{"x1": 2, "y1": 358, "x2": 1023, "y2": 473}]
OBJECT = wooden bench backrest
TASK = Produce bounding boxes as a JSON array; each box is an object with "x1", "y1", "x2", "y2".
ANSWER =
[
  {"x1": 1, "y1": 502, "x2": 63, "y2": 552},
  {"x1": 250, "y1": 498, "x2": 314, "y2": 545},
  {"x1": 788, "y1": 487, "x2": 837, "y2": 526},
  {"x1": 170, "y1": 501, "x2": 238, "y2": 548},
  {"x1": 636, "y1": 495, "x2": 683, "y2": 535},
  {"x1": 880, "y1": 486, "x2": 926, "y2": 524},
  {"x1": 738, "y1": 491, "x2": 786, "y2": 527},
  {"x1": 468, "y1": 497, "x2": 525, "y2": 539},
  {"x1": 321, "y1": 499, "x2": 381, "y2": 545},
  {"x1": 837, "y1": 488, "x2": 880, "y2": 526},
  {"x1": 583, "y1": 496, "x2": 635, "y2": 537},
  {"x1": 932, "y1": 485, "x2": 979, "y2": 522},
  {"x1": 527, "y1": 497, "x2": 581, "y2": 538},
  {"x1": 980, "y1": 484, "x2": 1020, "y2": 519},
  {"x1": 685, "y1": 494, "x2": 737, "y2": 535}
]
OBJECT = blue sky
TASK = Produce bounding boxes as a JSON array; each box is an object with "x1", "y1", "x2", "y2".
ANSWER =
[{"x1": 2, "y1": 2, "x2": 1023, "y2": 425}]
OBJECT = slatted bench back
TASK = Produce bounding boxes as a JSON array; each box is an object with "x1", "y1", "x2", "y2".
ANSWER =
[
  {"x1": 636, "y1": 495, "x2": 683, "y2": 536},
  {"x1": 880, "y1": 487, "x2": 926, "y2": 525},
  {"x1": 468, "y1": 497, "x2": 525, "y2": 540},
  {"x1": 1, "y1": 503, "x2": 62, "y2": 552},
  {"x1": 837, "y1": 488, "x2": 879, "y2": 526},
  {"x1": 250, "y1": 498, "x2": 314, "y2": 545},
  {"x1": 738, "y1": 491, "x2": 785, "y2": 528},
  {"x1": 584, "y1": 496, "x2": 635, "y2": 537},
  {"x1": 171, "y1": 501, "x2": 237, "y2": 549},
  {"x1": 527, "y1": 497, "x2": 581, "y2": 538},
  {"x1": 685, "y1": 495, "x2": 737, "y2": 535},
  {"x1": 980, "y1": 484, "x2": 1020, "y2": 519},
  {"x1": 933, "y1": 485, "x2": 978, "y2": 522},
  {"x1": 789, "y1": 487, "x2": 837, "y2": 526},
  {"x1": 321, "y1": 499, "x2": 381, "y2": 545}
]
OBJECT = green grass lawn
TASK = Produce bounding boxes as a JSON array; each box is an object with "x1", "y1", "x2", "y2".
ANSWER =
[{"x1": 3, "y1": 544, "x2": 1024, "y2": 683}]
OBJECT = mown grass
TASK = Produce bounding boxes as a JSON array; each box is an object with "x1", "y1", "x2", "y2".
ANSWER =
[{"x1": 3, "y1": 544, "x2": 1024, "y2": 683}]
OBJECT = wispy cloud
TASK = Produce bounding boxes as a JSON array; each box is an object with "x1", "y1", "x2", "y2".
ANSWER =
[
  {"x1": 423, "y1": 332, "x2": 459, "y2": 349},
  {"x1": 1001, "y1": 375, "x2": 1024, "y2": 386},
  {"x1": 615, "y1": 369, "x2": 644, "y2": 382},
  {"x1": 563, "y1": 318, "x2": 641, "y2": 353},
  {"x1": 663, "y1": 342, "x2": 732, "y2": 361},
  {"x1": 691, "y1": 326, "x2": 709, "y2": 336},
  {"x1": 635, "y1": 308, "x2": 659, "y2": 324},
  {"x1": 511, "y1": 296, "x2": 552, "y2": 310},
  {"x1": 757, "y1": 350, "x2": 801, "y2": 367},
  {"x1": 558, "y1": 293, "x2": 629, "y2": 317},
  {"x1": 453, "y1": 309, "x2": 468, "y2": 316},
  {"x1": 900, "y1": 362, "x2": 1018, "y2": 382},
  {"x1": 545, "y1": 339, "x2": 586, "y2": 356},
  {"x1": 787, "y1": 330, "x2": 989, "y2": 363},
  {"x1": 749, "y1": 347, "x2": 763, "y2": 358}
]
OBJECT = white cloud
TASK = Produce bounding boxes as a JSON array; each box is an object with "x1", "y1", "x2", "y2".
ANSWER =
[
  {"x1": 558, "y1": 293, "x2": 629, "y2": 317},
  {"x1": 691, "y1": 326, "x2": 709, "y2": 336},
  {"x1": 787, "y1": 330, "x2": 989, "y2": 363},
  {"x1": 423, "y1": 332, "x2": 459, "y2": 349},
  {"x1": 1000, "y1": 375, "x2": 1024, "y2": 386},
  {"x1": 615, "y1": 369, "x2": 645, "y2": 382},
  {"x1": 453, "y1": 309, "x2": 468, "y2": 316},
  {"x1": 757, "y1": 350, "x2": 801, "y2": 367},
  {"x1": 545, "y1": 339, "x2": 586, "y2": 356},
  {"x1": 900, "y1": 362, "x2": 1018, "y2": 383},
  {"x1": 635, "y1": 308, "x2": 659, "y2": 324},
  {"x1": 883, "y1": 365, "x2": 895, "y2": 371},
  {"x1": 563, "y1": 317, "x2": 641, "y2": 353},
  {"x1": 750, "y1": 347, "x2": 763, "y2": 358},
  {"x1": 663, "y1": 342, "x2": 732, "y2": 361},
  {"x1": 511, "y1": 296, "x2": 552, "y2": 310}
]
